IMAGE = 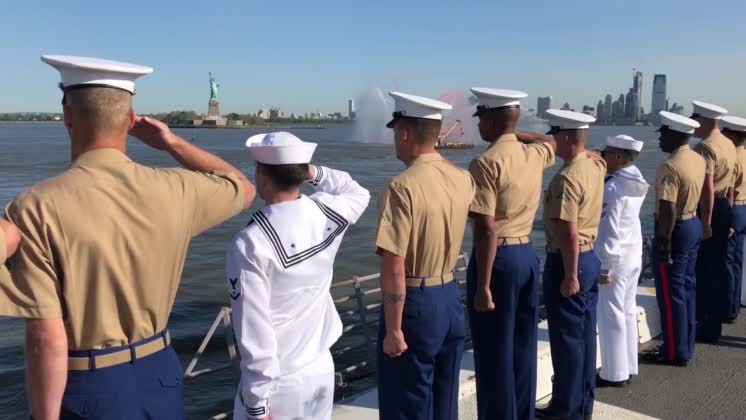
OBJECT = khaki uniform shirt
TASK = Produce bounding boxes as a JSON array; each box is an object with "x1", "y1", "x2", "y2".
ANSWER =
[
  {"x1": 375, "y1": 153, "x2": 475, "y2": 277},
  {"x1": 0, "y1": 149, "x2": 244, "y2": 350},
  {"x1": 693, "y1": 129, "x2": 737, "y2": 194},
  {"x1": 655, "y1": 145, "x2": 706, "y2": 217},
  {"x1": 543, "y1": 153, "x2": 606, "y2": 250},
  {"x1": 733, "y1": 145, "x2": 746, "y2": 203},
  {"x1": 469, "y1": 134, "x2": 555, "y2": 238}
]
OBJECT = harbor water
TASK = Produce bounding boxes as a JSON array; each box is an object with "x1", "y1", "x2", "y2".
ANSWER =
[{"x1": 0, "y1": 122, "x2": 661, "y2": 418}]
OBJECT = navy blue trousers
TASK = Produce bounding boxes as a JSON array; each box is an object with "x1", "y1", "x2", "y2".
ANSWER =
[
  {"x1": 543, "y1": 251, "x2": 600, "y2": 420},
  {"x1": 377, "y1": 280, "x2": 465, "y2": 420},
  {"x1": 466, "y1": 243, "x2": 539, "y2": 420},
  {"x1": 61, "y1": 342, "x2": 184, "y2": 419},
  {"x1": 696, "y1": 196, "x2": 731, "y2": 339},
  {"x1": 653, "y1": 217, "x2": 702, "y2": 362},
  {"x1": 727, "y1": 204, "x2": 746, "y2": 319}
]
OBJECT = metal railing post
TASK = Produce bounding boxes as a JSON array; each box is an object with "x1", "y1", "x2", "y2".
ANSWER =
[
  {"x1": 221, "y1": 307, "x2": 241, "y2": 384},
  {"x1": 353, "y1": 275, "x2": 374, "y2": 365}
]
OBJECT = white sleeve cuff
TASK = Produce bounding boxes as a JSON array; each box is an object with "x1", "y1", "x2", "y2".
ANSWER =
[
  {"x1": 243, "y1": 397, "x2": 269, "y2": 419},
  {"x1": 307, "y1": 165, "x2": 324, "y2": 187}
]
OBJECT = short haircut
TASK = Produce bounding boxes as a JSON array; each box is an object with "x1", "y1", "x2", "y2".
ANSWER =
[
  {"x1": 606, "y1": 146, "x2": 639, "y2": 162},
  {"x1": 661, "y1": 126, "x2": 692, "y2": 144},
  {"x1": 398, "y1": 117, "x2": 442, "y2": 144},
  {"x1": 258, "y1": 162, "x2": 309, "y2": 191},
  {"x1": 66, "y1": 87, "x2": 132, "y2": 135}
]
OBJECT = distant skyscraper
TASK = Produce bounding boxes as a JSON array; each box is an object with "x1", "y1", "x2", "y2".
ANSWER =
[
  {"x1": 651, "y1": 75, "x2": 667, "y2": 123},
  {"x1": 537, "y1": 96, "x2": 552, "y2": 118},
  {"x1": 597, "y1": 100, "x2": 605, "y2": 122},
  {"x1": 632, "y1": 71, "x2": 643, "y2": 122},
  {"x1": 582, "y1": 105, "x2": 596, "y2": 117},
  {"x1": 561, "y1": 102, "x2": 571, "y2": 111},
  {"x1": 604, "y1": 94, "x2": 613, "y2": 123},
  {"x1": 348, "y1": 99, "x2": 356, "y2": 119},
  {"x1": 669, "y1": 102, "x2": 685, "y2": 115},
  {"x1": 625, "y1": 88, "x2": 635, "y2": 119}
]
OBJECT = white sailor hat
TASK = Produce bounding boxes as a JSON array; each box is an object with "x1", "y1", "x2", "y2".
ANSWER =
[
  {"x1": 245, "y1": 131, "x2": 317, "y2": 165},
  {"x1": 605, "y1": 134, "x2": 643, "y2": 152},
  {"x1": 470, "y1": 88, "x2": 528, "y2": 116},
  {"x1": 721, "y1": 116, "x2": 746, "y2": 132},
  {"x1": 544, "y1": 109, "x2": 596, "y2": 134},
  {"x1": 657, "y1": 111, "x2": 700, "y2": 134},
  {"x1": 41, "y1": 55, "x2": 153, "y2": 96},
  {"x1": 692, "y1": 100, "x2": 728, "y2": 120},
  {"x1": 386, "y1": 91, "x2": 452, "y2": 128}
]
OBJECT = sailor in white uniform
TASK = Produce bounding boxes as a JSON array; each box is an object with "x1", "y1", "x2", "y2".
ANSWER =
[
  {"x1": 226, "y1": 132, "x2": 370, "y2": 420},
  {"x1": 595, "y1": 135, "x2": 649, "y2": 387}
]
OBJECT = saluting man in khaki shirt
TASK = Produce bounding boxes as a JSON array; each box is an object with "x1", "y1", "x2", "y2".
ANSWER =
[
  {"x1": 466, "y1": 88, "x2": 556, "y2": 420},
  {"x1": 536, "y1": 109, "x2": 605, "y2": 420},
  {"x1": 0, "y1": 55, "x2": 254, "y2": 420},
  {"x1": 375, "y1": 92, "x2": 475, "y2": 420},
  {"x1": 690, "y1": 101, "x2": 736, "y2": 342}
]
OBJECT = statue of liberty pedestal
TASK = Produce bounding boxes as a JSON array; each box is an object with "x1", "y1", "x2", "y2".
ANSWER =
[{"x1": 207, "y1": 72, "x2": 221, "y2": 117}]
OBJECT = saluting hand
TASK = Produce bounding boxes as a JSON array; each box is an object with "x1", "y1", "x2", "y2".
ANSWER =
[
  {"x1": 129, "y1": 115, "x2": 177, "y2": 151},
  {"x1": 474, "y1": 289, "x2": 495, "y2": 312},
  {"x1": 560, "y1": 274, "x2": 580, "y2": 298},
  {"x1": 383, "y1": 330, "x2": 408, "y2": 358}
]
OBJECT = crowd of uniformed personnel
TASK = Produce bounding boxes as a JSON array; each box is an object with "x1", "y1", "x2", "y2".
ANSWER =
[{"x1": 0, "y1": 55, "x2": 745, "y2": 420}]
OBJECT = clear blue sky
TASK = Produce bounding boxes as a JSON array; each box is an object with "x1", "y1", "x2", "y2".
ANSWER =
[{"x1": 2, "y1": 0, "x2": 745, "y2": 116}]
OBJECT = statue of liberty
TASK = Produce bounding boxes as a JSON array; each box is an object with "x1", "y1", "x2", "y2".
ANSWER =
[{"x1": 209, "y1": 72, "x2": 219, "y2": 101}]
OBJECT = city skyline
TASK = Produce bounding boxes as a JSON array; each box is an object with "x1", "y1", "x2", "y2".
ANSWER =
[{"x1": 1, "y1": 1, "x2": 745, "y2": 116}]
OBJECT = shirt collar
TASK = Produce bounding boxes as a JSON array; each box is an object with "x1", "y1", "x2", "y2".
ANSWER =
[
  {"x1": 408, "y1": 152, "x2": 443, "y2": 167},
  {"x1": 671, "y1": 144, "x2": 690, "y2": 155},
  {"x1": 71, "y1": 148, "x2": 132, "y2": 168},
  {"x1": 563, "y1": 151, "x2": 588, "y2": 166},
  {"x1": 494, "y1": 133, "x2": 518, "y2": 144}
]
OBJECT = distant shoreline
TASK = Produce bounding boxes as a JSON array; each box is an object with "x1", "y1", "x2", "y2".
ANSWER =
[
  {"x1": 168, "y1": 124, "x2": 328, "y2": 130},
  {"x1": 0, "y1": 120, "x2": 63, "y2": 124}
]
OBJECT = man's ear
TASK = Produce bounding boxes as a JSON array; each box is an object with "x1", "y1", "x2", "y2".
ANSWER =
[
  {"x1": 63, "y1": 104, "x2": 73, "y2": 129},
  {"x1": 127, "y1": 108, "x2": 136, "y2": 130}
]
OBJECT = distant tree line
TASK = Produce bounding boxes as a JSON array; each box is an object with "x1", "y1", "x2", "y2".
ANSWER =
[{"x1": 0, "y1": 113, "x2": 62, "y2": 122}]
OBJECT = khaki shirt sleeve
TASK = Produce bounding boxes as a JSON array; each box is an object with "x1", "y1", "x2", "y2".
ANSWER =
[
  {"x1": 468, "y1": 158, "x2": 498, "y2": 216},
  {"x1": 375, "y1": 182, "x2": 411, "y2": 257},
  {"x1": 656, "y1": 163, "x2": 679, "y2": 203},
  {"x1": 167, "y1": 169, "x2": 245, "y2": 237},
  {"x1": 0, "y1": 198, "x2": 63, "y2": 319},
  {"x1": 531, "y1": 142, "x2": 556, "y2": 168},
  {"x1": 693, "y1": 143, "x2": 715, "y2": 175},
  {"x1": 550, "y1": 174, "x2": 581, "y2": 223}
]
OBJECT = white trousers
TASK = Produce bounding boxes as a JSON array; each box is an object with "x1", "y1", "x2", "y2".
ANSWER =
[
  {"x1": 597, "y1": 262, "x2": 640, "y2": 382},
  {"x1": 233, "y1": 351, "x2": 335, "y2": 420}
]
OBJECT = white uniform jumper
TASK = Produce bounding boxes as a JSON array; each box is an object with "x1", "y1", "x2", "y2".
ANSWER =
[
  {"x1": 227, "y1": 166, "x2": 370, "y2": 420},
  {"x1": 595, "y1": 165, "x2": 649, "y2": 382}
]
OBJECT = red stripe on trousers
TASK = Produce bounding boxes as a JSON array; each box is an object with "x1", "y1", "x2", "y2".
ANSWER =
[{"x1": 658, "y1": 261, "x2": 676, "y2": 361}]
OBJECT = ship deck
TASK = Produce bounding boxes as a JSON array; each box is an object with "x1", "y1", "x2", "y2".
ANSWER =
[{"x1": 333, "y1": 284, "x2": 746, "y2": 420}]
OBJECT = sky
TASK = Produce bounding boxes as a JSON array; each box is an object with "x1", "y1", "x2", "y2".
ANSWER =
[{"x1": 1, "y1": 0, "x2": 745, "y2": 116}]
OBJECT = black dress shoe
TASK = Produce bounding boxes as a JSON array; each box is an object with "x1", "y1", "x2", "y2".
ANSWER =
[
  {"x1": 595, "y1": 373, "x2": 629, "y2": 388},
  {"x1": 640, "y1": 350, "x2": 688, "y2": 367},
  {"x1": 724, "y1": 317, "x2": 737, "y2": 324},
  {"x1": 535, "y1": 405, "x2": 566, "y2": 420},
  {"x1": 696, "y1": 335, "x2": 720, "y2": 344}
]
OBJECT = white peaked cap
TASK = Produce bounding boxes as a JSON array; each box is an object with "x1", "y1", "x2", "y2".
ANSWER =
[
  {"x1": 387, "y1": 91, "x2": 452, "y2": 128},
  {"x1": 470, "y1": 88, "x2": 528, "y2": 116},
  {"x1": 245, "y1": 132, "x2": 317, "y2": 165},
  {"x1": 721, "y1": 116, "x2": 746, "y2": 132},
  {"x1": 605, "y1": 134, "x2": 643, "y2": 152},
  {"x1": 545, "y1": 109, "x2": 596, "y2": 133},
  {"x1": 658, "y1": 111, "x2": 700, "y2": 134},
  {"x1": 692, "y1": 100, "x2": 728, "y2": 120},
  {"x1": 41, "y1": 55, "x2": 153, "y2": 95}
]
